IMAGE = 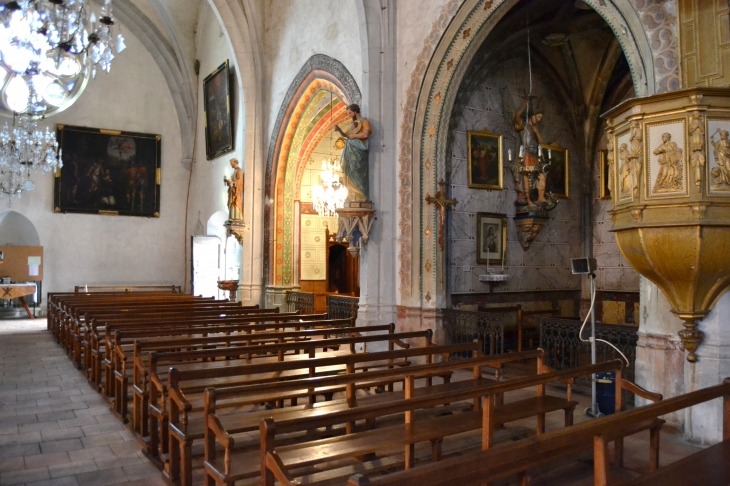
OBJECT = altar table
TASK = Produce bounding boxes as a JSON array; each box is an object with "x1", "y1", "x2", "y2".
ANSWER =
[{"x1": 0, "y1": 284, "x2": 36, "y2": 319}]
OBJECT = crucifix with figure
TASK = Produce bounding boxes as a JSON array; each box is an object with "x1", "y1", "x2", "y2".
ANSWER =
[{"x1": 426, "y1": 179, "x2": 458, "y2": 289}]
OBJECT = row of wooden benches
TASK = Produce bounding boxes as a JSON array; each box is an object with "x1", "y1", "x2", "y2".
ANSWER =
[{"x1": 47, "y1": 289, "x2": 730, "y2": 486}]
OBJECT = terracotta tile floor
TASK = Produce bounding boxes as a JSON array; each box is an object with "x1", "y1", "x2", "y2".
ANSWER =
[{"x1": 0, "y1": 318, "x2": 709, "y2": 485}]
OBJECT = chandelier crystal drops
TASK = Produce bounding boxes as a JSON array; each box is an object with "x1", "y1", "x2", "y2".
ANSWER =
[
  {"x1": 0, "y1": 0, "x2": 125, "y2": 113},
  {"x1": 0, "y1": 90, "x2": 61, "y2": 201},
  {"x1": 312, "y1": 156, "x2": 348, "y2": 218}
]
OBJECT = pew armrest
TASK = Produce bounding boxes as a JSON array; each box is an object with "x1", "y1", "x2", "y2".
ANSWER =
[
  {"x1": 265, "y1": 451, "x2": 300, "y2": 486},
  {"x1": 622, "y1": 379, "x2": 663, "y2": 403},
  {"x1": 391, "y1": 339, "x2": 410, "y2": 349},
  {"x1": 207, "y1": 414, "x2": 234, "y2": 449}
]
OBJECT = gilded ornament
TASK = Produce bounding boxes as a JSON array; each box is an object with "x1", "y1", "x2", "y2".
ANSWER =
[
  {"x1": 605, "y1": 87, "x2": 730, "y2": 362},
  {"x1": 689, "y1": 113, "x2": 705, "y2": 187}
]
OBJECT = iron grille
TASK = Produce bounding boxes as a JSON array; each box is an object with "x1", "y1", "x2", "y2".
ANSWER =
[
  {"x1": 327, "y1": 295, "x2": 359, "y2": 320},
  {"x1": 285, "y1": 291, "x2": 314, "y2": 315},
  {"x1": 441, "y1": 308, "x2": 505, "y2": 358}
]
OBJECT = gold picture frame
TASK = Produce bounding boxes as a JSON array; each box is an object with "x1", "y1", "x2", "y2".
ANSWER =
[
  {"x1": 476, "y1": 212, "x2": 507, "y2": 265},
  {"x1": 543, "y1": 143, "x2": 569, "y2": 198},
  {"x1": 599, "y1": 150, "x2": 611, "y2": 199},
  {"x1": 467, "y1": 129, "x2": 503, "y2": 190}
]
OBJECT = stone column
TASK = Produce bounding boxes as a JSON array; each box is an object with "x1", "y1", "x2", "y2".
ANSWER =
[{"x1": 353, "y1": 0, "x2": 399, "y2": 332}]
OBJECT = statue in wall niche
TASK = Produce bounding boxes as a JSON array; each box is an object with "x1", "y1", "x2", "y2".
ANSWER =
[
  {"x1": 223, "y1": 158, "x2": 243, "y2": 220},
  {"x1": 653, "y1": 132, "x2": 684, "y2": 192},
  {"x1": 334, "y1": 104, "x2": 371, "y2": 203}
]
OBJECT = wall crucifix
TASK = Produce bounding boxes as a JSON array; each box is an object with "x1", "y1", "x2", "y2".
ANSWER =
[{"x1": 426, "y1": 179, "x2": 458, "y2": 252}]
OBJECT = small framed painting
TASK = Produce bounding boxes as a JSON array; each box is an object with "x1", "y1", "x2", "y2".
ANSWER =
[
  {"x1": 203, "y1": 60, "x2": 234, "y2": 160},
  {"x1": 543, "y1": 143, "x2": 569, "y2": 198},
  {"x1": 599, "y1": 150, "x2": 611, "y2": 199},
  {"x1": 467, "y1": 129, "x2": 503, "y2": 189},
  {"x1": 477, "y1": 212, "x2": 506, "y2": 265}
]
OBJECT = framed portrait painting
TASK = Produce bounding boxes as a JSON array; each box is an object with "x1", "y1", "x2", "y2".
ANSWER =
[
  {"x1": 54, "y1": 125, "x2": 161, "y2": 217},
  {"x1": 477, "y1": 212, "x2": 507, "y2": 265},
  {"x1": 544, "y1": 143, "x2": 569, "y2": 198},
  {"x1": 599, "y1": 150, "x2": 611, "y2": 199},
  {"x1": 204, "y1": 60, "x2": 234, "y2": 160},
  {"x1": 468, "y1": 129, "x2": 503, "y2": 189}
]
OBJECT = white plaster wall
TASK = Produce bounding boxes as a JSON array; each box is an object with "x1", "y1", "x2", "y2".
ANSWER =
[
  {"x1": 185, "y1": 2, "x2": 246, "y2": 291},
  {"x1": 3, "y1": 17, "x2": 186, "y2": 295},
  {"x1": 263, "y1": 0, "x2": 362, "y2": 133},
  {"x1": 396, "y1": 0, "x2": 450, "y2": 131}
]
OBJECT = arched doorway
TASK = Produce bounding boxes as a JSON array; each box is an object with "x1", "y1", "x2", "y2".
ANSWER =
[
  {"x1": 396, "y1": 0, "x2": 659, "y2": 328},
  {"x1": 0, "y1": 211, "x2": 41, "y2": 318},
  {"x1": 264, "y1": 55, "x2": 362, "y2": 308}
]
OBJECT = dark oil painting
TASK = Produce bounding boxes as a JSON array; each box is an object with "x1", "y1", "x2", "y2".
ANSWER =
[
  {"x1": 54, "y1": 125, "x2": 161, "y2": 217},
  {"x1": 204, "y1": 60, "x2": 234, "y2": 160}
]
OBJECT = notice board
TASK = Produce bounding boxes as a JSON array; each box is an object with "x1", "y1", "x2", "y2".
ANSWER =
[{"x1": 0, "y1": 246, "x2": 43, "y2": 281}]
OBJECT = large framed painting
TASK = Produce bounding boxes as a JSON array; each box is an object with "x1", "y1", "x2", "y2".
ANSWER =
[
  {"x1": 544, "y1": 143, "x2": 569, "y2": 198},
  {"x1": 599, "y1": 150, "x2": 611, "y2": 199},
  {"x1": 203, "y1": 60, "x2": 234, "y2": 160},
  {"x1": 467, "y1": 129, "x2": 503, "y2": 189},
  {"x1": 477, "y1": 212, "x2": 506, "y2": 265},
  {"x1": 54, "y1": 124, "x2": 161, "y2": 217}
]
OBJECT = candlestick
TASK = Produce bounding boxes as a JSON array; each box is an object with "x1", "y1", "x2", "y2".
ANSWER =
[
  {"x1": 538, "y1": 145, "x2": 542, "y2": 157},
  {"x1": 548, "y1": 148, "x2": 552, "y2": 159},
  {"x1": 519, "y1": 145, "x2": 524, "y2": 158},
  {"x1": 508, "y1": 149, "x2": 512, "y2": 161}
]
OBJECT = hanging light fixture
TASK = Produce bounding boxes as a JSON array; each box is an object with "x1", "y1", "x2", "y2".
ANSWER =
[
  {"x1": 312, "y1": 92, "x2": 348, "y2": 217},
  {"x1": 0, "y1": 81, "x2": 61, "y2": 202},
  {"x1": 0, "y1": 0, "x2": 126, "y2": 115},
  {"x1": 312, "y1": 156, "x2": 348, "y2": 218}
]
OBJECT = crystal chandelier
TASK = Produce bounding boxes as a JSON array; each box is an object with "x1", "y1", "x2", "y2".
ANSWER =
[
  {"x1": 0, "y1": 0, "x2": 126, "y2": 114},
  {"x1": 0, "y1": 92, "x2": 61, "y2": 201},
  {"x1": 312, "y1": 156, "x2": 348, "y2": 218}
]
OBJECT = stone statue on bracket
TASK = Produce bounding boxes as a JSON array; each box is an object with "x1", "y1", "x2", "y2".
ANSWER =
[
  {"x1": 334, "y1": 104, "x2": 371, "y2": 204},
  {"x1": 223, "y1": 158, "x2": 243, "y2": 220}
]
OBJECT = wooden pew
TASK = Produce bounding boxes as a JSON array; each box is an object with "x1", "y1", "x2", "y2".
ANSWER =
[
  {"x1": 70, "y1": 301, "x2": 264, "y2": 362},
  {"x1": 91, "y1": 310, "x2": 308, "y2": 389},
  {"x1": 200, "y1": 349, "x2": 535, "y2": 486},
  {"x1": 252, "y1": 361, "x2": 630, "y2": 486},
  {"x1": 49, "y1": 292, "x2": 202, "y2": 340},
  {"x1": 111, "y1": 319, "x2": 362, "y2": 421},
  {"x1": 146, "y1": 330, "x2": 433, "y2": 461},
  {"x1": 82, "y1": 308, "x2": 289, "y2": 378},
  {"x1": 74, "y1": 285, "x2": 182, "y2": 293},
  {"x1": 178, "y1": 343, "x2": 497, "y2": 486},
  {"x1": 127, "y1": 318, "x2": 355, "y2": 437},
  {"x1": 346, "y1": 378, "x2": 730, "y2": 486}
]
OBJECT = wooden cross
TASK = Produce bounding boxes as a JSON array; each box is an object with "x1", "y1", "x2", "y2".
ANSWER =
[{"x1": 426, "y1": 179, "x2": 458, "y2": 252}]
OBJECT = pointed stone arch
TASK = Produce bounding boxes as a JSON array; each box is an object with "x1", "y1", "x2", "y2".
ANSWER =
[
  {"x1": 263, "y1": 55, "x2": 361, "y2": 306},
  {"x1": 396, "y1": 0, "x2": 666, "y2": 320}
]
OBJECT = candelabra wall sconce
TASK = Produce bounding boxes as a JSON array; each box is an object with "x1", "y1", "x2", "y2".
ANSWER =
[{"x1": 507, "y1": 145, "x2": 558, "y2": 250}]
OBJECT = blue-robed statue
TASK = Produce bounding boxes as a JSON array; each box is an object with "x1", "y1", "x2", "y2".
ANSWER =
[{"x1": 335, "y1": 104, "x2": 371, "y2": 202}]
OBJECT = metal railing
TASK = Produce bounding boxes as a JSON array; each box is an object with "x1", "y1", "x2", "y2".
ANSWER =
[
  {"x1": 327, "y1": 295, "x2": 359, "y2": 320},
  {"x1": 539, "y1": 317, "x2": 638, "y2": 394},
  {"x1": 285, "y1": 291, "x2": 314, "y2": 315},
  {"x1": 441, "y1": 308, "x2": 505, "y2": 358}
]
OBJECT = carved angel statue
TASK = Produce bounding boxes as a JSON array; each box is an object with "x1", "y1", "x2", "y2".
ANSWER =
[
  {"x1": 501, "y1": 88, "x2": 557, "y2": 211},
  {"x1": 606, "y1": 132, "x2": 615, "y2": 196},
  {"x1": 618, "y1": 143, "x2": 632, "y2": 196}
]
